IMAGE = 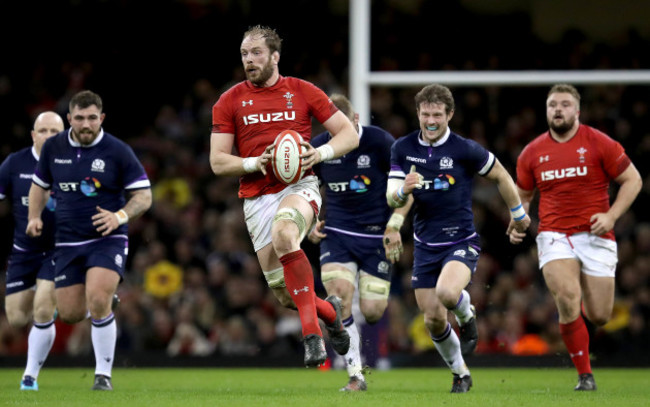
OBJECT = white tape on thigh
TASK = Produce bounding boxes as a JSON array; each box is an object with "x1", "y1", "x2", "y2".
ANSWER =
[
  {"x1": 273, "y1": 207, "x2": 307, "y2": 241},
  {"x1": 321, "y1": 268, "x2": 356, "y2": 285},
  {"x1": 359, "y1": 273, "x2": 391, "y2": 300},
  {"x1": 263, "y1": 267, "x2": 285, "y2": 288}
]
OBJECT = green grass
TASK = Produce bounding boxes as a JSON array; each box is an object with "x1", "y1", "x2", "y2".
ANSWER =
[{"x1": 1, "y1": 367, "x2": 649, "y2": 407}]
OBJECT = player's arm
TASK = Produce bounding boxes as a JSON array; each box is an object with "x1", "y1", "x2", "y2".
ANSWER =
[
  {"x1": 386, "y1": 165, "x2": 423, "y2": 208},
  {"x1": 209, "y1": 132, "x2": 273, "y2": 176},
  {"x1": 301, "y1": 111, "x2": 358, "y2": 169},
  {"x1": 507, "y1": 186, "x2": 534, "y2": 244},
  {"x1": 383, "y1": 195, "x2": 413, "y2": 263},
  {"x1": 590, "y1": 162, "x2": 642, "y2": 236},
  {"x1": 26, "y1": 183, "x2": 49, "y2": 237},
  {"x1": 484, "y1": 159, "x2": 531, "y2": 234},
  {"x1": 93, "y1": 188, "x2": 153, "y2": 236}
]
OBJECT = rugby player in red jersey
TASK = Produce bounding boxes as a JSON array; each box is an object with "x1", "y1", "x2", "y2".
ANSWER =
[
  {"x1": 508, "y1": 84, "x2": 642, "y2": 391},
  {"x1": 210, "y1": 25, "x2": 358, "y2": 367}
]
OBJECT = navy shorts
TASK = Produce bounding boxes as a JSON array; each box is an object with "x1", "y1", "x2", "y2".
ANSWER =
[
  {"x1": 53, "y1": 237, "x2": 128, "y2": 288},
  {"x1": 5, "y1": 249, "x2": 55, "y2": 295},
  {"x1": 319, "y1": 228, "x2": 391, "y2": 281},
  {"x1": 411, "y1": 237, "x2": 481, "y2": 289}
]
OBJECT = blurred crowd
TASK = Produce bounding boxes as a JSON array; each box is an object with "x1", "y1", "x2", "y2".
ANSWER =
[{"x1": 1, "y1": 1, "x2": 649, "y2": 365}]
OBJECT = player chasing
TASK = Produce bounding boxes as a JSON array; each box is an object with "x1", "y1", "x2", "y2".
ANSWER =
[
  {"x1": 27, "y1": 90, "x2": 152, "y2": 391},
  {"x1": 1, "y1": 112, "x2": 63, "y2": 390},
  {"x1": 387, "y1": 84, "x2": 530, "y2": 393},
  {"x1": 508, "y1": 84, "x2": 642, "y2": 391},
  {"x1": 210, "y1": 25, "x2": 358, "y2": 367},
  {"x1": 309, "y1": 94, "x2": 410, "y2": 391}
]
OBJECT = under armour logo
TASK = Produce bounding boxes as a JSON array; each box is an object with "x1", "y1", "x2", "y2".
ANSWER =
[
  {"x1": 104, "y1": 357, "x2": 112, "y2": 362},
  {"x1": 293, "y1": 286, "x2": 309, "y2": 295},
  {"x1": 38, "y1": 360, "x2": 44, "y2": 366},
  {"x1": 539, "y1": 155, "x2": 549, "y2": 163},
  {"x1": 569, "y1": 351, "x2": 583, "y2": 358},
  {"x1": 242, "y1": 100, "x2": 253, "y2": 106}
]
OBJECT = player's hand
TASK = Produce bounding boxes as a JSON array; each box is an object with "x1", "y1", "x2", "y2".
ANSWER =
[
  {"x1": 308, "y1": 220, "x2": 326, "y2": 244},
  {"x1": 506, "y1": 218, "x2": 529, "y2": 244},
  {"x1": 26, "y1": 218, "x2": 43, "y2": 237},
  {"x1": 258, "y1": 144, "x2": 274, "y2": 175},
  {"x1": 92, "y1": 206, "x2": 121, "y2": 236},
  {"x1": 383, "y1": 228, "x2": 403, "y2": 263},
  {"x1": 300, "y1": 142, "x2": 319, "y2": 170},
  {"x1": 589, "y1": 212, "x2": 615, "y2": 236},
  {"x1": 403, "y1": 165, "x2": 424, "y2": 194}
]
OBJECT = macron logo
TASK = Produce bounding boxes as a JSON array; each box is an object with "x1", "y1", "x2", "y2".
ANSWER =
[
  {"x1": 54, "y1": 158, "x2": 72, "y2": 164},
  {"x1": 406, "y1": 156, "x2": 427, "y2": 164}
]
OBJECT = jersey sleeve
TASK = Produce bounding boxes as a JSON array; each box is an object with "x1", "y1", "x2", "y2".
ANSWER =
[
  {"x1": 465, "y1": 138, "x2": 495, "y2": 176},
  {"x1": 121, "y1": 145, "x2": 151, "y2": 190},
  {"x1": 33, "y1": 140, "x2": 52, "y2": 190},
  {"x1": 380, "y1": 131, "x2": 395, "y2": 173},
  {"x1": 0, "y1": 154, "x2": 12, "y2": 199},
  {"x1": 300, "y1": 81, "x2": 338, "y2": 124},
  {"x1": 595, "y1": 132, "x2": 631, "y2": 179},
  {"x1": 516, "y1": 144, "x2": 536, "y2": 191},
  {"x1": 389, "y1": 141, "x2": 406, "y2": 180},
  {"x1": 211, "y1": 88, "x2": 236, "y2": 134}
]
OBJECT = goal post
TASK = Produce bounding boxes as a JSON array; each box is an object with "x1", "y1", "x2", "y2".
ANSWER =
[{"x1": 349, "y1": 0, "x2": 650, "y2": 124}]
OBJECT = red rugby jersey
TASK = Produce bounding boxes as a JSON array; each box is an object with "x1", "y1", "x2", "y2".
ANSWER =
[
  {"x1": 516, "y1": 124, "x2": 631, "y2": 240},
  {"x1": 212, "y1": 76, "x2": 338, "y2": 198}
]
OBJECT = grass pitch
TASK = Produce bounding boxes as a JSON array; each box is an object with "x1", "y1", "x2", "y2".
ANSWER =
[{"x1": 1, "y1": 367, "x2": 649, "y2": 407}]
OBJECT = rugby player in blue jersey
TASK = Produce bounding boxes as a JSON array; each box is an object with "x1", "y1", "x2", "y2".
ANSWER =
[
  {"x1": 1, "y1": 112, "x2": 63, "y2": 390},
  {"x1": 26, "y1": 91, "x2": 152, "y2": 391},
  {"x1": 386, "y1": 84, "x2": 530, "y2": 393},
  {"x1": 309, "y1": 94, "x2": 411, "y2": 391}
]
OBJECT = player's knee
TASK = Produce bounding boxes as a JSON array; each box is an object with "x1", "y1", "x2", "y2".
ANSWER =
[
  {"x1": 362, "y1": 309, "x2": 384, "y2": 325},
  {"x1": 57, "y1": 309, "x2": 86, "y2": 324},
  {"x1": 276, "y1": 291, "x2": 296, "y2": 309},
  {"x1": 359, "y1": 300, "x2": 388, "y2": 324},
  {"x1": 32, "y1": 303, "x2": 56, "y2": 323},
  {"x1": 6, "y1": 308, "x2": 31, "y2": 328},
  {"x1": 585, "y1": 311, "x2": 610, "y2": 327},
  {"x1": 435, "y1": 287, "x2": 459, "y2": 309},
  {"x1": 272, "y1": 208, "x2": 306, "y2": 252}
]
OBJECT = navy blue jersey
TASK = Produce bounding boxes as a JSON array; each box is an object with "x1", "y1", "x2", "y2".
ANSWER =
[
  {"x1": 0, "y1": 147, "x2": 56, "y2": 252},
  {"x1": 312, "y1": 125, "x2": 394, "y2": 235},
  {"x1": 389, "y1": 129, "x2": 495, "y2": 245},
  {"x1": 33, "y1": 129, "x2": 150, "y2": 243}
]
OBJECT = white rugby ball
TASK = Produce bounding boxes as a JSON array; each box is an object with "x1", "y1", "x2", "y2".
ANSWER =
[{"x1": 272, "y1": 130, "x2": 305, "y2": 185}]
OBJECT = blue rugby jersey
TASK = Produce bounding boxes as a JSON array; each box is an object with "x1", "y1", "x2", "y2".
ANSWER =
[
  {"x1": 0, "y1": 147, "x2": 56, "y2": 252},
  {"x1": 389, "y1": 129, "x2": 495, "y2": 245},
  {"x1": 312, "y1": 125, "x2": 394, "y2": 236},
  {"x1": 32, "y1": 129, "x2": 150, "y2": 243}
]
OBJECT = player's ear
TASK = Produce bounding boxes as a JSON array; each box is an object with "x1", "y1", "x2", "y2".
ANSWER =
[{"x1": 272, "y1": 51, "x2": 280, "y2": 65}]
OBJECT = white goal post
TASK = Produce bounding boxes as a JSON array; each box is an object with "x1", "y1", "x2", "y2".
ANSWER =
[{"x1": 349, "y1": 0, "x2": 650, "y2": 124}]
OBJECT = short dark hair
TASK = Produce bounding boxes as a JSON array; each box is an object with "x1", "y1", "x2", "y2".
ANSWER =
[
  {"x1": 329, "y1": 93, "x2": 355, "y2": 121},
  {"x1": 243, "y1": 25, "x2": 282, "y2": 55},
  {"x1": 414, "y1": 84, "x2": 455, "y2": 114},
  {"x1": 69, "y1": 90, "x2": 103, "y2": 112},
  {"x1": 548, "y1": 83, "x2": 581, "y2": 106}
]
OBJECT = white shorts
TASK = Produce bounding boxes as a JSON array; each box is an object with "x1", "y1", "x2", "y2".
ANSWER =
[
  {"x1": 536, "y1": 231, "x2": 617, "y2": 277},
  {"x1": 243, "y1": 175, "x2": 321, "y2": 252}
]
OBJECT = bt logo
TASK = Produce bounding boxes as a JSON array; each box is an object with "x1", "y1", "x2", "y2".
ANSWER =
[{"x1": 328, "y1": 175, "x2": 371, "y2": 193}]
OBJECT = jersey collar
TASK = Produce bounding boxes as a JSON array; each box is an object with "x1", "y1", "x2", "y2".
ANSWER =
[
  {"x1": 31, "y1": 146, "x2": 39, "y2": 160},
  {"x1": 418, "y1": 127, "x2": 450, "y2": 147},
  {"x1": 67, "y1": 128, "x2": 105, "y2": 147}
]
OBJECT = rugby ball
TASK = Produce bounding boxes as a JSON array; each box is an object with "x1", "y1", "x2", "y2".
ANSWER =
[{"x1": 272, "y1": 130, "x2": 305, "y2": 185}]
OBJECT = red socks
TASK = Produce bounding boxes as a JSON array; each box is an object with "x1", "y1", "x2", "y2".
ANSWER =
[
  {"x1": 559, "y1": 315, "x2": 592, "y2": 375},
  {"x1": 279, "y1": 250, "x2": 335, "y2": 337}
]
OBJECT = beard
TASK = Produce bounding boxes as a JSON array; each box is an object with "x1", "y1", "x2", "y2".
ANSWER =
[
  {"x1": 72, "y1": 129, "x2": 99, "y2": 145},
  {"x1": 548, "y1": 115, "x2": 576, "y2": 135},
  {"x1": 246, "y1": 58, "x2": 274, "y2": 86}
]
